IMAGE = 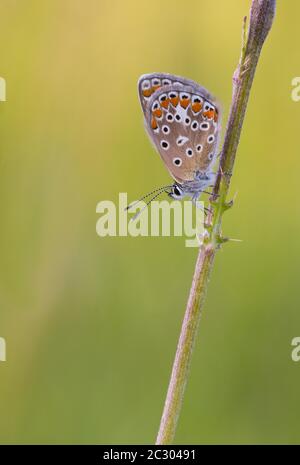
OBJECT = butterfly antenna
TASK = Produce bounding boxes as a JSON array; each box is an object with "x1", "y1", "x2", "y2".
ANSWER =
[
  {"x1": 125, "y1": 185, "x2": 173, "y2": 211},
  {"x1": 130, "y1": 189, "x2": 170, "y2": 222}
]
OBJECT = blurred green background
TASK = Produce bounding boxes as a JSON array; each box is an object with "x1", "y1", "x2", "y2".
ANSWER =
[{"x1": 0, "y1": 0, "x2": 299, "y2": 444}]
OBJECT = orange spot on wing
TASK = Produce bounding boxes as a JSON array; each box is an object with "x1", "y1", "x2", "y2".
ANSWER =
[
  {"x1": 214, "y1": 110, "x2": 218, "y2": 123},
  {"x1": 160, "y1": 99, "x2": 169, "y2": 109},
  {"x1": 203, "y1": 109, "x2": 214, "y2": 119},
  {"x1": 192, "y1": 102, "x2": 202, "y2": 113},
  {"x1": 151, "y1": 117, "x2": 158, "y2": 130},
  {"x1": 142, "y1": 88, "x2": 152, "y2": 97},
  {"x1": 153, "y1": 108, "x2": 163, "y2": 118},
  {"x1": 170, "y1": 96, "x2": 179, "y2": 107},
  {"x1": 180, "y1": 98, "x2": 190, "y2": 109}
]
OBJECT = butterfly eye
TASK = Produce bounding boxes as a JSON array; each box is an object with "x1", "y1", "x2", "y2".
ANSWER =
[
  {"x1": 207, "y1": 134, "x2": 215, "y2": 144},
  {"x1": 200, "y1": 122, "x2": 209, "y2": 131},
  {"x1": 173, "y1": 185, "x2": 183, "y2": 196}
]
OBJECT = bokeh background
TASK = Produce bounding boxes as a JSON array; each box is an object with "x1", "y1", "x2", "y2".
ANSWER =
[{"x1": 0, "y1": 0, "x2": 299, "y2": 445}]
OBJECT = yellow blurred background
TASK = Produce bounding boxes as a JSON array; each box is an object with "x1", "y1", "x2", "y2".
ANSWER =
[{"x1": 0, "y1": 0, "x2": 299, "y2": 444}]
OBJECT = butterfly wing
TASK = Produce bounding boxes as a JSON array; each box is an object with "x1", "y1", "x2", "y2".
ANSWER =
[
  {"x1": 138, "y1": 74, "x2": 220, "y2": 184},
  {"x1": 138, "y1": 72, "x2": 214, "y2": 116}
]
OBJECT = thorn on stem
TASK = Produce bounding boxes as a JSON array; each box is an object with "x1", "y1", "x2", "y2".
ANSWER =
[
  {"x1": 222, "y1": 200, "x2": 234, "y2": 211},
  {"x1": 216, "y1": 235, "x2": 229, "y2": 245}
]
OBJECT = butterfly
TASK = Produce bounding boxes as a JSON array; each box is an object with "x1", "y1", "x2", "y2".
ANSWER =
[{"x1": 135, "y1": 72, "x2": 220, "y2": 208}]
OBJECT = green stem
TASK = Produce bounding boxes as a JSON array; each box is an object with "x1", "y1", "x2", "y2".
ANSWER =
[{"x1": 156, "y1": 0, "x2": 276, "y2": 445}]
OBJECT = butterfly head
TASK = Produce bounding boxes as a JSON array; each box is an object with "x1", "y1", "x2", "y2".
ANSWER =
[{"x1": 169, "y1": 183, "x2": 185, "y2": 200}]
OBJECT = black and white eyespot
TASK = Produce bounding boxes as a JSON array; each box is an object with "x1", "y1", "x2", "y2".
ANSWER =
[
  {"x1": 191, "y1": 121, "x2": 199, "y2": 131},
  {"x1": 207, "y1": 134, "x2": 215, "y2": 144},
  {"x1": 173, "y1": 157, "x2": 182, "y2": 166},
  {"x1": 152, "y1": 100, "x2": 159, "y2": 111},
  {"x1": 161, "y1": 140, "x2": 169, "y2": 150},
  {"x1": 192, "y1": 95, "x2": 203, "y2": 104},
  {"x1": 196, "y1": 144, "x2": 203, "y2": 153},
  {"x1": 208, "y1": 152, "x2": 214, "y2": 161},
  {"x1": 175, "y1": 114, "x2": 182, "y2": 122},
  {"x1": 200, "y1": 122, "x2": 210, "y2": 131},
  {"x1": 162, "y1": 125, "x2": 170, "y2": 134},
  {"x1": 191, "y1": 95, "x2": 204, "y2": 115},
  {"x1": 162, "y1": 78, "x2": 171, "y2": 86},
  {"x1": 180, "y1": 92, "x2": 190, "y2": 100},
  {"x1": 168, "y1": 91, "x2": 178, "y2": 99},
  {"x1": 166, "y1": 113, "x2": 174, "y2": 122},
  {"x1": 152, "y1": 78, "x2": 161, "y2": 86},
  {"x1": 204, "y1": 102, "x2": 210, "y2": 111},
  {"x1": 186, "y1": 148, "x2": 194, "y2": 157},
  {"x1": 184, "y1": 116, "x2": 191, "y2": 126},
  {"x1": 176, "y1": 136, "x2": 189, "y2": 146},
  {"x1": 159, "y1": 93, "x2": 168, "y2": 103},
  {"x1": 141, "y1": 79, "x2": 151, "y2": 90}
]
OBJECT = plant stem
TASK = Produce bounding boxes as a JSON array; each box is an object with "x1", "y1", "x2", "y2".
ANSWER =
[{"x1": 156, "y1": 0, "x2": 276, "y2": 445}]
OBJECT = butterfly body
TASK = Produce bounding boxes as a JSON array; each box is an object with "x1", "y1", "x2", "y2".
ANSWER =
[{"x1": 138, "y1": 73, "x2": 221, "y2": 202}]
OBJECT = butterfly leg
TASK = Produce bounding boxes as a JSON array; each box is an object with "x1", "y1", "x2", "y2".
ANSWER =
[
  {"x1": 219, "y1": 165, "x2": 233, "y2": 180},
  {"x1": 192, "y1": 195, "x2": 212, "y2": 216}
]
